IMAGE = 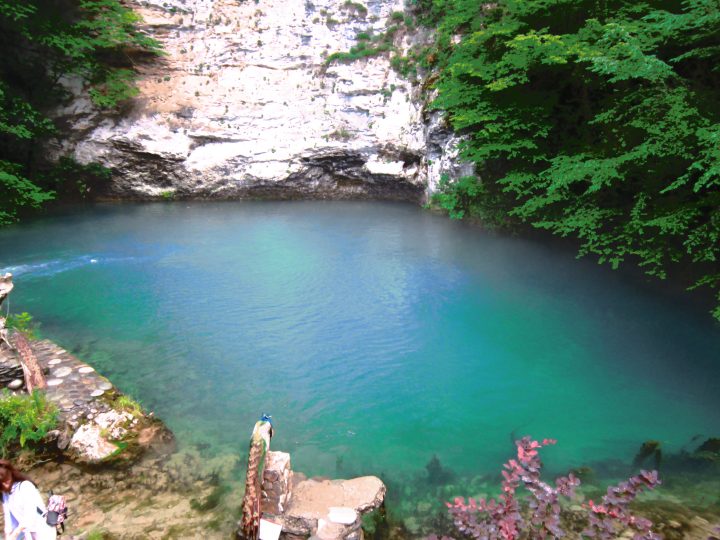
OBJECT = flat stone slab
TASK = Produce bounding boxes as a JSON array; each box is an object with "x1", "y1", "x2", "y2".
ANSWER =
[
  {"x1": 288, "y1": 476, "x2": 385, "y2": 519},
  {"x1": 53, "y1": 366, "x2": 72, "y2": 377},
  {"x1": 265, "y1": 475, "x2": 385, "y2": 540}
]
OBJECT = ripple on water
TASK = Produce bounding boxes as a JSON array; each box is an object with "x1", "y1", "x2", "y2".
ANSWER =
[{"x1": 0, "y1": 201, "x2": 718, "y2": 487}]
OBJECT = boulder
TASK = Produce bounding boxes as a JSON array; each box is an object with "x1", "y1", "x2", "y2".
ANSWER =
[
  {"x1": 69, "y1": 423, "x2": 120, "y2": 463},
  {"x1": 68, "y1": 409, "x2": 147, "y2": 463},
  {"x1": 94, "y1": 410, "x2": 134, "y2": 440},
  {"x1": 696, "y1": 438, "x2": 720, "y2": 454}
]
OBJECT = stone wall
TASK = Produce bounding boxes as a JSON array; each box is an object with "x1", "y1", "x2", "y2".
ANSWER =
[
  {"x1": 262, "y1": 450, "x2": 293, "y2": 515},
  {"x1": 0, "y1": 335, "x2": 172, "y2": 464},
  {"x1": 255, "y1": 451, "x2": 385, "y2": 540}
]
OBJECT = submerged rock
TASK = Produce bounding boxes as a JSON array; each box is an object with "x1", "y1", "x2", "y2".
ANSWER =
[
  {"x1": 633, "y1": 440, "x2": 662, "y2": 469},
  {"x1": 695, "y1": 438, "x2": 720, "y2": 454},
  {"x1": 425, "y1": 454, "x2": 453, "y2": 485}
]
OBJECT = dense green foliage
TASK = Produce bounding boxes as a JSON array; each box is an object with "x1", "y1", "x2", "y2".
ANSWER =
[
  {"x1": 0, "y1": 390, "x2": 58, "y2": 457},
  {"x1": 5, "y1": 312, "x2": 39, "y2": 340},
  {"x1": 0, "y1": 0, "x2": 161, "y2": 224},
  {"x1": 422, "y1": 0, "x2": 720, "y2": 319}
]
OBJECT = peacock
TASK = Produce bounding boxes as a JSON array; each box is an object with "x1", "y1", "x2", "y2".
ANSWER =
[{"x1": 239, "y1": 414, "x2": 274, "y2": 540}]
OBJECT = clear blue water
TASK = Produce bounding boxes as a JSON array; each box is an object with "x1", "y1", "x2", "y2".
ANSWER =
[{"x1": 1, "y1": 201, "x2": 719, "y2": 486}]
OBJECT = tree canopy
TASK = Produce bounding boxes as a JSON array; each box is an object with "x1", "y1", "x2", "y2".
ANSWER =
[
  {"x1": 424, "y1": 0, "x2": 720, "y2": 319},
  {"x1": 0, "y1": 0, "x2": 161, "y2": 225}
]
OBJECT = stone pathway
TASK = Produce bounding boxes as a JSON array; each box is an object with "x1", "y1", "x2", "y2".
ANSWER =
[{"x1": 0, "y1": 338, "x2": 116, "y2": 425}]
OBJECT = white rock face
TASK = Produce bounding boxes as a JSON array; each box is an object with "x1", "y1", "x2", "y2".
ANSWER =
[
  {"x1": 50, "y1": 0, "x2": 468, "y2": 201},
  {"x1": 69, "y1": 424, "x2": 118, "y2": 462},
  {"x1": 94, "y1": 410, "x2": 134, "y2": 440},
  {"x1": 69, "y1": 409, "x2": 134, "y2": 463}
]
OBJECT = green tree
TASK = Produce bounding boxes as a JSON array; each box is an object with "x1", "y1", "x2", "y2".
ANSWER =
[
  {"x1": 0, "y1": 0, "x2": 161, "y2": 224},
  {"x1": 423, "y1": 0, "x2": 720, "y2": 319}
]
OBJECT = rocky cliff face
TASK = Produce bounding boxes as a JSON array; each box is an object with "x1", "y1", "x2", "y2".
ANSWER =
[{"x1": 50, "y1": 0, "x2": 469, "y2": 202}]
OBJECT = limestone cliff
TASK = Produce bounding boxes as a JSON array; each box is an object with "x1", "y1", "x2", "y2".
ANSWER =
[{"x1": 50, "y1": 0, "x2": 470, "y2": 201}]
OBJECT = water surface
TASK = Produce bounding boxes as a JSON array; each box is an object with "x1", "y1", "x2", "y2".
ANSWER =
[{"x1": 1, "y1": 201, "x2": 719, "y2": 493}]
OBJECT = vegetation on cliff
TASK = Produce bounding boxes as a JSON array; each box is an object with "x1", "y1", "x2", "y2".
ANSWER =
[
  {"x1": 422, "y1": 0, "x2": 720, "y2": 319},
  {"x1": 0, "y1": 0, "x2": 161, "y2": 225}
]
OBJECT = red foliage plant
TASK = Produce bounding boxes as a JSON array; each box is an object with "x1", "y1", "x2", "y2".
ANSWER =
[{"x1": 429, "y1": 437, "x2": 662, "y2": 540}]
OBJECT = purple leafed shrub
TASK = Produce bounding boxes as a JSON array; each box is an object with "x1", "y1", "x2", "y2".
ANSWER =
[
  {"x1": 584, "y1": 469, "x2": 661, "y2": 539},
  {"x1": 431, "y1": 437, "x2": 661, "y2": 540}
]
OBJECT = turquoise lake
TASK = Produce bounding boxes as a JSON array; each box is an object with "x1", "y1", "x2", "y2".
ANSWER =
[{"x1": 1, "y1": 201, "x2": 719, "y2": 490}]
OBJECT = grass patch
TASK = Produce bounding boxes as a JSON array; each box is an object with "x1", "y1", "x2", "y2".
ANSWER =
[
  {"x1": 113, "y1": 394, "x2": 143, "y2": 416},
  {"x1": 328, "y1": 127, "x2": 353, "y2": 140},
  {"x1": 87, "y1": 529, "x2": 110, "y2": 540},
  {"x1": 342, "y1": 1, "x2": 368, "y2": 17},
  {"x1": 325, "y1": 41, "x2": 393, "y2": 65},
  {"x1": 325, "y1": 14, "x2": 412, "y2": 67}
]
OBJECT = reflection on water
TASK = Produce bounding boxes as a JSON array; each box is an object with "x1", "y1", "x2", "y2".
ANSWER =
[{"x1": 1, "y1": 201, "x2": 719, "y2": 533}]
